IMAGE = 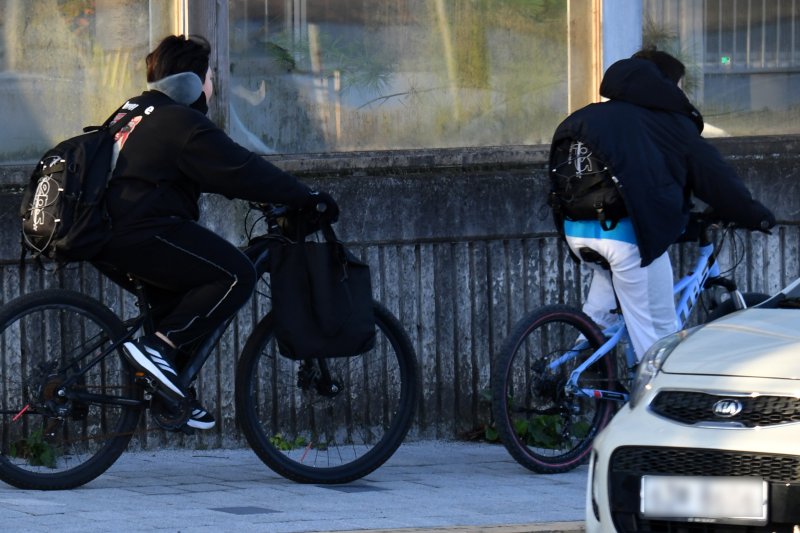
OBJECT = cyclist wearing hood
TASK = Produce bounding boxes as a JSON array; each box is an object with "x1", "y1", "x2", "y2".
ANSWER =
[
  {"x1": 547, "y1": 48, "x2": 774, "y2": 361},
  {"x1": 93, "y1": 35, "x2": 339, "y2": 431}
]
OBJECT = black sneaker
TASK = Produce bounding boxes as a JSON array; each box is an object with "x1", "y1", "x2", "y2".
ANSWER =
[
  {"x1": 123, "y1": 336, "x2": 185, "y2": 399},
  {"x1": 186, "y1": 387, "x2": 215, "y2": 430}
]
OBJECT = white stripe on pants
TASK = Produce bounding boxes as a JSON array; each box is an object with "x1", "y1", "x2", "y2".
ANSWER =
[{"x1": 565, "y1": 236, "x2": 677, "y2": 361}]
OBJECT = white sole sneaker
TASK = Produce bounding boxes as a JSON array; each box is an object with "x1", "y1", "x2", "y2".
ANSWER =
[
  {"x1": 123, "y1": 341, "x2": 185, "y2": 399},
  {"x1": 186, "y1": 414, "x2": 216, "y2": 430}
]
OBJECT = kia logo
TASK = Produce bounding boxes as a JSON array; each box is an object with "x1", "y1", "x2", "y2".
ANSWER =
[{"x1": 712, "y1": 399, "x2": 743, "y2": 417}]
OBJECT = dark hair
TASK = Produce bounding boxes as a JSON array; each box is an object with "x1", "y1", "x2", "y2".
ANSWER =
[
  {"x1": 632, "y1": 47, "x2": 685, "y2": 84},
  {"x1": 146, "y1": 35, "x2": 211, "y2": 83}
]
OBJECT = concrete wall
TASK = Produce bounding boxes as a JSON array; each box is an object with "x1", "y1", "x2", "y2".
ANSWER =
[{"x1": 2, "y1": 136, "x2": 799, "y2": 448}]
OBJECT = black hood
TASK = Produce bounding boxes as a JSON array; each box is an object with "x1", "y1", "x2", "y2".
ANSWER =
[{"x1": 599, "y1": 58, "x2": 704, "y2": 133}]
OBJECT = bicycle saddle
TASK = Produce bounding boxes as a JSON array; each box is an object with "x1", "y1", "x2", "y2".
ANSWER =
[{"x1": 578, "y1": 247, "x2": 611, "y2": 270}]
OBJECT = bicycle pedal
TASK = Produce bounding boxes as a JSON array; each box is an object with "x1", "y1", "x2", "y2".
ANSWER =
[{"x1": 134, "y1": 373, "x2": 158, "y2": 391}]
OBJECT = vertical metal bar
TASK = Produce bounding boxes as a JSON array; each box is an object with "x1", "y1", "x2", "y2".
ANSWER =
[
  {"x1": 242, "y1": 0, "x2": 249, "y2": 48},
  {"x1": 733, "y1": 0, "x2": 738, "y2": 65},
  {"x1": 264, "y1": 0, "x2": 269, "y2": 43},
  {"x1": 294, "y1": 0, "x2": 300, "y2": 42},
  {"x1": 789, "y1": 0, "x2": 797, "y2": 67},
  {"x1": 718, "y1": 0, "x2": 723, "y2": 67},
  {"x1": 792, "y1": 0, "x2": 797, "y2": 66},
  {"x1": 746, "y1": 0, "x2": 751, "y2": 67},
  {"x1": 285, "y1": 0, "x2": 293, "y2": 43},
  {"x1": 775, "y1": 0, "x2": 781, "y2": 66},
  {"x1": 761, "y1": 0, "x2": 766, "y2": 67},
  {"x1": 300, "y1": 0, "x2": 307, "y2": 42}
]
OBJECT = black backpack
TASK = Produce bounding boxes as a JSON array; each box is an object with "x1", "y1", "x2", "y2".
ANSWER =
[
  {"x1": 548, "y1": 139, "x2": 627, "y2": 230},
  {"x1": 19, "y1": 102, "x2": 149, "y2": 263}
]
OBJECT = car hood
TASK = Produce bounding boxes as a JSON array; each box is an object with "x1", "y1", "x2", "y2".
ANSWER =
[{"x1": 662, "y1": 309, "x2": 800, "y2": 379}]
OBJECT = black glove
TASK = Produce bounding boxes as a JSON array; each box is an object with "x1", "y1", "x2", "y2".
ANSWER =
[
  {"x1": 743, "y1": 206, "x2": 776, "y2": 232},
  {"x1": 306, "y1": 191, "x2": 339, "y2": 223}
]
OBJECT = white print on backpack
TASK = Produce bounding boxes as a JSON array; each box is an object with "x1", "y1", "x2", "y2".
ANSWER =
[
  {"x1": 569, "y1": 141, "x2": 593, "y2": 175},
  {"x1": 31, "y1": 156, "x2": 64, "y2": 232},
  {"x1": 121, "y1": 100, "x2": 139, "y2": 111}
]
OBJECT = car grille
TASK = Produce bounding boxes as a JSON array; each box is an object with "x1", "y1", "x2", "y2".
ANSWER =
[
  {"x1": 650, "y1": 390, "x2": 800, "y2": 427},
  {"x1": 608, "y1": 446, "x2": 800, "y2": 533},
  {"x1": 611, "y1": 446, "x2": 800, "y2": 482}
]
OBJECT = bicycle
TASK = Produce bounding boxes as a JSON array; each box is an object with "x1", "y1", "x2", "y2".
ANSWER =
[
  {"x1": 0, "y1": 204, "x2": 419, "y2": 490},
  {"x1": 491, "y1": 214, "x2": 768, "y2": 474}
]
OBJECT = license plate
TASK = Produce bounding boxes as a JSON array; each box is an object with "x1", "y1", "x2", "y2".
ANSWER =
[{"x1": 641, "y1": 476, "x2": 767, "y2": 525}]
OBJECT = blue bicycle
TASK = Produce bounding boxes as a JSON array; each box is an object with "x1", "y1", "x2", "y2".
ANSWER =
[{"x1": 491, "y1": 214, "x2": 768, "y2": 474}]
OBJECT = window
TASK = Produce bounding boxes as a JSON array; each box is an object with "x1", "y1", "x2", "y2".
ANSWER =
[
  {"x1": 228, "y1": 0, "x2": 568, "y2": 154},
  {"x1": 643, "y1": 0, "x2": 800, "y2": 136},
  {"x1": 0, "y1": 0, "x2": 181, "y2": 162}
]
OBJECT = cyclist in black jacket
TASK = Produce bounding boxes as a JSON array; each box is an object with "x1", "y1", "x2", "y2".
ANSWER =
[
  {"x1": 548, "y1": 48, "x2": 774, "y2": 362},
  {"x1": 94, "y1": 35, "x2": 338, "y2": 430}
]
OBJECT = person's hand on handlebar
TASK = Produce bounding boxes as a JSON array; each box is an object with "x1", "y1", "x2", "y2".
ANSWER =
[
  {"x1": 698, "y1": 206, "x2": 775, "y2": 233},
  {"x1": 306, "y1": 191, "x2": 340, "y2": 223}
]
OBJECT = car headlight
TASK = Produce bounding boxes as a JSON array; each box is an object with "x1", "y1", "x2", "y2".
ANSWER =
[{"x1": 628, "y1": 327, "x2": 699, "y2": 408}]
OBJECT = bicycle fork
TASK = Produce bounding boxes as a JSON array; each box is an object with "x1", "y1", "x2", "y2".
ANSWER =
[{"x1": 705, "y1": 275, "x2": 747, "y2": 311}]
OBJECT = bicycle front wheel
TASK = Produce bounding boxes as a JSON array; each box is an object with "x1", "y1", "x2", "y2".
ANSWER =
[
  {"x1": 492, "y1": 304, "x2": 616, "y2": 474},
  {"x1": 235, "y1": 301, "x2": 418, "y2": 484},
  {"x1": 705, "y1": 292, "x2": 770, "y2": 322},
  {"x1": 0, "y1": 289, "x2": 142, "y2": 490}
]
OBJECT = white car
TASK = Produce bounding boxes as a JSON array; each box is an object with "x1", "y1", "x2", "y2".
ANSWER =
[{"x1": 587, "y1": 278, "x2": 800, "y2": 533}]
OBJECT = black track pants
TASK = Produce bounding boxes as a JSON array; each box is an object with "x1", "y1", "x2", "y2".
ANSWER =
[{"x1": 95, "y1": 221, "x2": 257, "y2": 349}]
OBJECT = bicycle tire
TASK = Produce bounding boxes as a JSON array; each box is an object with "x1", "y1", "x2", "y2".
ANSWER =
[
  {"x1": 0, "y1": 289, "x2": 141, "y2": 490},
  {"x1": 492, "y1": 304, "x2": 616, "y2": 474},
  {"x1": 706, "y1": 292, "x2": 770, "y2": 322},
  {"x1": 235, "y1": 301, "x2": 418, "y2": 484}
]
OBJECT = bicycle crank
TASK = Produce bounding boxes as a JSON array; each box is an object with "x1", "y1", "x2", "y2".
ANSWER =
[
  {"x1": 141, "y1": 379, "x2": 191, "y2": 432},
  {"x1": 150, "y1": 395, "x2": 191, "y2": 432}
]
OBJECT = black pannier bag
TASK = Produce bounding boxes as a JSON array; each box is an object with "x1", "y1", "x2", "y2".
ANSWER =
[
  {"x1": 548, "y1": 139, "x2": 628, "y2": 230},
  {"x1": 19, "y1": 102, "x2": 150, "y2": 263},
  {"x1": 268, "y1": 222, "x2": 376, "y2": 360}
]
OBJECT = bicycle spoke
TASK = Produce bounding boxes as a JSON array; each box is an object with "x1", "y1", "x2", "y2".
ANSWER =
[
  {"x1": 493, "y1": 305, "x2": 616, "y2": 474},
  {"x1": 0, "y1": 290, "x2": 142, "y2": 490},
  {"x1": 236, "y1": 302, "x2": 417, "y2": 483}
]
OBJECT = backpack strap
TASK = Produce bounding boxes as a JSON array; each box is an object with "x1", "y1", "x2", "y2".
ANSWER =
[{"x1": 91, "y1": 93, "x2": 162, "y2": 136}]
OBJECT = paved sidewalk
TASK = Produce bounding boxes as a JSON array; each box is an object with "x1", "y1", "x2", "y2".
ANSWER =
[{"x1": 0, "y1": 441, "x2": 587, "y2": 533}]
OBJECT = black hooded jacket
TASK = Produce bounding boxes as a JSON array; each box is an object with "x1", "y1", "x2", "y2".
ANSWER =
[
  {"x1": 102, "y1": 73, "x2": 312, "y2": 247},
  {"x1": 549, "y1": 58, "x2": 774, "y2": 266}
]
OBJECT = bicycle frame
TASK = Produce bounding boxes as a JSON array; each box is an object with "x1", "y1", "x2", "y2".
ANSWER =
[
  {"x1": 56, "y1": 225, "x2": 324, "y2": 419},
  {"x1": 556, "y1": 226, "x2": 743, "y2": 404},
  {"x1": 61, "y1": 242, "x2": 274, "y2": 414}
]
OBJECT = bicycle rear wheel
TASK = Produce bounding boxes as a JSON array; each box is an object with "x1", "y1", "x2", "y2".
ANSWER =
[
  {"x1": 0, "y1": 289, "x2": 141, "y2": 490},
  {"x1": 492, "y1": 304, "x2": 616, "y2": 474},
  {"x1": 235, "y1": 301, "x2": 418, "y2": 484}
]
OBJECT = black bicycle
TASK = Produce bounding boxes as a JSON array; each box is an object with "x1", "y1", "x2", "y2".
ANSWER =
[{"x1": 0, "y1": 204, "x2": 418, "y2": 490}]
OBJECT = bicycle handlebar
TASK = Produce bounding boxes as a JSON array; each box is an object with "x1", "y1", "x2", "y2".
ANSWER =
[
  {"x1": 248, "y1": 202, "x2": 330, "y2": 242},
  {"x1": 692, "y1": 208, "x2": 773, "y2": 233}
]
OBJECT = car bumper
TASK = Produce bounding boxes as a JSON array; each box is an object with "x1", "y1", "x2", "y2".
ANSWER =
[{"x1": 586, "y1": 373, "x2": 800, "y2": 532}]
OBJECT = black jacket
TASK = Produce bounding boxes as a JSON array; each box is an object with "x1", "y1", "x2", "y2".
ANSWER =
[
  {"x1": 549, "y1": 58, "x2": 774, "y2": 266},
  {"x1": 104, "y1": 80, "x2": 311, "y2": 246}
]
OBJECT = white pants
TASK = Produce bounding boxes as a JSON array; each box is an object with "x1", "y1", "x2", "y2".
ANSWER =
[{"x1": 565, "y1": 236, "x2": 677, "y2": 361}]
